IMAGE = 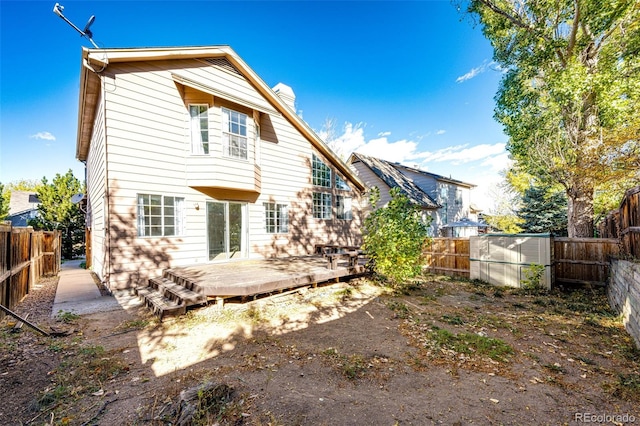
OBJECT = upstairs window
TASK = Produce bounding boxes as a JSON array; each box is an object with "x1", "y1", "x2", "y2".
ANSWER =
[
  {"x1": 312, "y1": 154, "x2": 332, "y2": 187},
  {"x1": 336, "y1": 174, "x2": 351, "y2": 191},
  {"x1": 189, "y1": 105, "x2": 209, "y2": 155},
  {"x1": 137, "y1": 194, "x2": 185, "y2": 237},
  {"x1": 440, "y1": 186, "x2": 448, "y2": 201},
  {"x1": 264, "y1": 202, "x2": 289, "y2": 234},
  {"x1": 222, "y1": 107, "x2": 248, "y2": 160}
]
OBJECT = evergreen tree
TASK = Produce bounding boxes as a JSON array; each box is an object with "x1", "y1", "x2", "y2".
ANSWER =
[
  {"x1": 0, "y1": 183, "x2": 9, "y2": 220},
  {"x1": 6, "y1": 179, "x2": 39, "y2": 192},
  {"x1": 29, "y1": 170, "x2": 85, "y2": 259},
  {"x1": 518, "y1": 186, "x2": 568, "y2": 236}
]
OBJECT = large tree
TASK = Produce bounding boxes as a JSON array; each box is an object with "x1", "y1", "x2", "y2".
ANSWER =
[
  {"x1": 462, "y1": 0, "x2": 640, "y2": 237},
  {"x1": 29, "y1": 170, "x2": 85, "y2": 259}
]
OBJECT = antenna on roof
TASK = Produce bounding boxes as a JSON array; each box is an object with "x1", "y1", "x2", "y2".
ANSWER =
[{"x1": 52, "y1": 3, "x2": 99, "y2": 49}]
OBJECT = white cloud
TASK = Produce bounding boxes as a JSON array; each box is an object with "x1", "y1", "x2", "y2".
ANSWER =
[
  {"x1": 456, "y1": 60, "x2": 496, "y2": 83},
  {"x1": 325, "y1": 122, "x2": 367, "y2": 160},
  {"x1": 436, "y1": 129, "x2": 446, "y2": 135},
  {"x1": 357, "y1": 137, "x2": 418, "y2": 163},
  {"x1": 479, "y1": 151, "x2": 511, "y2": 172},
  {"x1": 324, "y1": 122, "x2": 509, "y2": 211},
  {"x1": 415, "y1": 143, "x2": 507, "y2": 166},
  {"x1": 30, "y1": 131, "x2": 56, "y2": 141}
]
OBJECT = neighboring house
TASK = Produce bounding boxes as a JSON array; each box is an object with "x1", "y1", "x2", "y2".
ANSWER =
[
  {"x1": 76, "y1": 45, "x2": 365, "y2": 290},
  {"x1": 7, "y1": 191, "x2": 40, "y2": 226},
  {"x1": 348, "y1": 153, "x2": 482, "y2": 237}
]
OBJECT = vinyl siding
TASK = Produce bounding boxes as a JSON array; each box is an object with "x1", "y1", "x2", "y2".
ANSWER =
[
  {"x1": 400, "y1": 170, "x2": 438, "y2": 197},
  {"x1": 90, "y1": 57, "x2": 362, "y2": 288},
  {"x1": 432, "y1": 182, "x2": 471, "y2": 236},
  {"x1": 86, "y1": 88, "x2": 107, "y2": 283},
  {"x1": 350, "y1": 160, "x2": 394, "y2": 207}
]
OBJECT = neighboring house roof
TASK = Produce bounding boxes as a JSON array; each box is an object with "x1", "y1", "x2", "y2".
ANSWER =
[
  {"x1": 76, "y1": 45, "x2": 364, "y2": 191},
  {"x1": 391, "y1": 163, "x2": 476, "y2": 189},
  {"x1": 349, "y1": 153, "x2": 440, "y2": 209},
  {"x1": 8, "y1": 191, "x2": 40, "y2": 216},
  {"x1": 7, "y1": 191, "x2": 40, "y2": 227}
]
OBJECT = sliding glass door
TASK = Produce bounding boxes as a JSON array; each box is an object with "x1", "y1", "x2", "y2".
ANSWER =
[{"x1": 207, "y1": 201, "x2": 247, "y2": 260}]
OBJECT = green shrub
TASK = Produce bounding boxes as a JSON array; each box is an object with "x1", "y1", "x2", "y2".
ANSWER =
[
  {"x1": 363, "y1": 187, "x2": 431, "y2": 288},
  {"x1": 521, "y1": 263, "x2": 546, "y2": 291}
]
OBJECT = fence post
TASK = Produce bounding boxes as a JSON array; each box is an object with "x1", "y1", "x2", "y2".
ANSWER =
[
  {"x1": 28, "y1": 229, "x2": 35, "y2": 292},
  {"x1": 0, "y1": 223, "x2": 11, "y2": 320}
]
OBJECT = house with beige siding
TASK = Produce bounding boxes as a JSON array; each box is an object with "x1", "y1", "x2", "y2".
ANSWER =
[
  {"x1": 76, "y1": 45, "x2": 365, "y2": 290},
  {"x1": 348, "y1": 153, "x2": 483, "y2": 237}
]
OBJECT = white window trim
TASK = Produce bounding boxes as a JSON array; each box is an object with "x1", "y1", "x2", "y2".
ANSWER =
[
  {"x1": 336, "y1": 195, "x2": 353, "y2": 220},
  {"x1": 312, "y1": 154, "x2": 332, "y2": 188},
  {"x1": 222, "y1": 107, "x2": 249, "y2": 160},
  {"x1": 264, "y1": 202, "x2": 289, "y2": 234},
  {"x1": 137, "y1": 194, "x2": 186, "y2": 237},
  {"x1": 335, "y1": 174, "x2": 351, "y2": 191},
  {"x1": 189, "y1": 104, "x2": 209, "y2": 155},
  {"x1": 313, "y1": 192, "x2": 332, "y2": 220}
]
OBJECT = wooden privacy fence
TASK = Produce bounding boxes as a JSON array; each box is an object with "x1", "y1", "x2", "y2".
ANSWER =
[
  {"x1": 0, "y1": 223, "x2": 61, "y2": 318},
  {"x1": 423, "y1": 238, "x2": 470, "y2": 278},
  {"x1": 424, "y1": 236, "x2": 621, "y2": 287},
  {"x1": 598, "y1": 185, "x2": 640, "y2": 259},
  {"x1": 553, "y1": 238, "x2": 620, "y2": 287}
]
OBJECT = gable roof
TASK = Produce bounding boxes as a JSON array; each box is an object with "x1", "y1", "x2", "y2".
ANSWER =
[
  {"x1": 8, "y1": 191, "x2": 40, "y2": 216},
  {"x1": 349, "y1": 153, "x2": 439, "y2": 209},
  {"x1": 391, "y1": 163, "x2": 476, "y2": 189},
  {"x1": 76, "y1": 45, "x2": 364, "y2": 191}
]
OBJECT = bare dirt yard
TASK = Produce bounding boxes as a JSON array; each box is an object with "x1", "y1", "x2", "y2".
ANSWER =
[{"x1": 1, "y1": 273, "x2": 639, "y2": 425}]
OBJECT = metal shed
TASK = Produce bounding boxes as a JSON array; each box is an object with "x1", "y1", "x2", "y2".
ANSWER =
[{"x1": 470, "y1": 233, "x2": 552, "y2": 289}]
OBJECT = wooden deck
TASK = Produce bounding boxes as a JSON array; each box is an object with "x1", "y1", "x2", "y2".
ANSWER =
[
  {"x1": 168, "y1": 255, "x2": 365, "y2": 298},
  {"x1": 135, "y1": 254, "x2": 367, "y2": 319}
]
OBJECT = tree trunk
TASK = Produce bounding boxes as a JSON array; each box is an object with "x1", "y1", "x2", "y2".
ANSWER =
[{"x1": 566, "y1": 182, "x2": 594, "y2": 238}]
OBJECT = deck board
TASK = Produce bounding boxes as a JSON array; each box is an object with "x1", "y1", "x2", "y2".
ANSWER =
[{"x1": 167, "y1": 255, "x2": 365, "y2": 298}]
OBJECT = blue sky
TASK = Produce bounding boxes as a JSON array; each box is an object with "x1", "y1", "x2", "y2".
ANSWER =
[{"x1": 0, "y1": 0, "x2": 509, "y2": 210}]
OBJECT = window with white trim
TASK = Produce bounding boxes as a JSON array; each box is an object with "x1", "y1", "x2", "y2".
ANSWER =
[
  {"x1": 336, "y1": 195, "x2": 352, "y2": 220},
  {"x1": 137, "y1": 194, "x2": 185, "y2": 237},
  {"x1": 312, "y1": 154, "x2": 332, "y2": 187},
  {"x1": 313, "y1": 192, "x2": 332, "y2": 219},
  {"x1": 335, "y1": 174, "x2": 351, "y2": 191},
  {"x1": 264, "y1": 202, "x2": 289, "y2": 234},
  {"x1": 222, "y1": 107, "x2": 248, "y2": 159},
  {"x1": 189, "y1": 105, "x2": 209, "y2": 154}
]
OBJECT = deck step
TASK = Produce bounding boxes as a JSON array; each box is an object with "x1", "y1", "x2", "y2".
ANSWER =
[
  {"x1": 135, "y1": 286, "x2": 186, "y2": 320},
  {"x1": 163, "y1": 270, "x2": 206, "y2": 294},
  {"x1": 149, "y1": 277, "x2": 207, "y2": 307}
]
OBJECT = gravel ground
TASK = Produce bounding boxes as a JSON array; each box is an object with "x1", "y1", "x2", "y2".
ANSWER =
[{"x1": 6, "y1": 275, "x2": 59, "y2": 326}]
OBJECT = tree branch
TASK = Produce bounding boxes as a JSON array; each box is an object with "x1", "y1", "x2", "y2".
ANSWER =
[
  {"x1": 477, "y1": 0, "x2": 567, "y2": 66},
  {"x1": 566, "y1": 0, "x2": 580, "y2": 57}
]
